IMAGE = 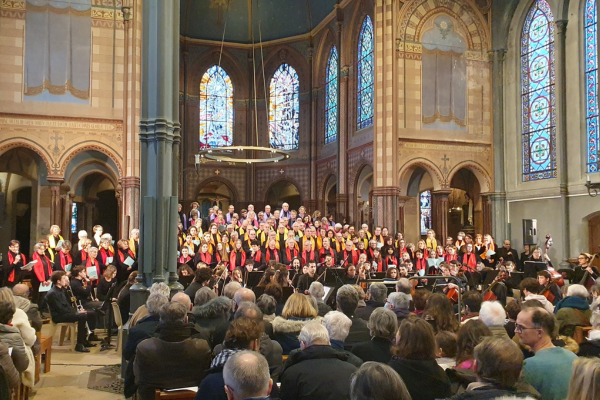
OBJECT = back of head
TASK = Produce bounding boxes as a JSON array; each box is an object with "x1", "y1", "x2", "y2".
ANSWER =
[
  {"x1": 234, "y1": 287, "x2": 256, "y2": 306},
  {"x1": 298, "y1": 321, "x2": 330, "y2": 347},
  {"x1": 436, "y1": 330, "x2": 458, "y2": 358},
  {"x1": 159, "y1": 302, "x2": 187, "y2": 324},
  {"x1": 474, "y1": 337, "x2": 523, "y2": 388},
  {"x1": 463, "y1": 291, "x2": 483, "y2": 313},
  {"x1": 309, "y1": 281, "x2": 325, "y2": 299},
  {"x1": 322, "y1": 311, "x2": 352, "y2": 342},
  {"x1": 524, "y1": 307, "x2": 556, "y2": 338},
  {"x1": 392, "y1": 316, "x2": 436, "y2": 360},
  {"x1": 146, "y1": 293, "x2": 169, "y2": 315},
  {"x1": 456, "y1": 319, "x2": 493, "y2": 364},
  {"x1": 223, "y1": 351, "x2": 271, "y2": 400},
  {"x1": 336, "y1": 284, "x2": 359, "y2": 316},
  {"x1": 566, "y1": 284, "x2": 589, "y2": 299},
  {"x1": 282, "y1": 293, "x2": 317, "y2": 319},
  {"x1": 12, "y1": 284, "x2": 29, "y2": 299},
  {"x1": 195, "y1": 267, "x2": 213, "y2": 285},
  {"x1": 350, "y1": 362, "x2": 411, "y2": 400},
  {"x1": 395, "y1": 278, "x2": 412, "y2": 295},
  {"x1": 194, "y1": 287, "x2": 217, "y2": 307},
  {"x1": 149, "y1": 282, "x2": 170, "y2": 297},
  {"x1": 413, "y1": 289, "x2": 430, "y2": 311},
  {"x1": 224, "y1": 317, "x2": 264, "y2": 349},
  {"x1": 368, "y1": 283, "x2": 388, "y2": 303},
  {"x1": 388, "y1": 292, "x2": 411, "y2": 310},
  {"x1": 171, "y1": 292, "x2": 192, "y2": 311},
  {"x1": 480, "y1": 301, "x2": 507, "y2": 327},
  {"x1": 367, "y1": 307, "x2": 397, "y2": 340},
  {"x1": 505, "y1": 301, "x2": 521, "y2": 320},
  {"x1": 0, "y1": 300, "x2": 14, "y2": 325},
  {"x1": 224, "y1": 282, "x2": 242, "y2": 299},
  {"x1": 520, "y1": 278, "x2": 541, "y2": 295},
  {"x1": 264, "y1": 283, "x2": 283, "y2": 302},
  {"x1": 566, "y1": 357, "x2": 600, "y2": 400},
  {"x1": 234, "y1": 302, "x2": 263, "y2": 322},
  {"x1": 0, "y1": 288, "x2": 15, "y2": 308},
  {"x1": 256, "y1": 294, "x2": 277, "y2": 316}
]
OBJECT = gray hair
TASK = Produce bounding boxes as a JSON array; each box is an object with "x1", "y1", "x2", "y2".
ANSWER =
[
  {"x1": 309, "y1": 281, "x2": 325, "y2": 299},
  {"x1": 368, "y1": 283, "x2": 388, "y2": 303},
  {"x1": 336, "y1": 284, "x2": 359, "y2": 316},
  {"x1": 322, "y1": 311, "x2": 352, "y2": 341},
  {"x1": 159, "y1": 302, "x2": 187, "y2": 324},
  {"x1": 395, "y1": 278, "x2": 412, "y2": 295},
  {"x1": 387, "y1": 292, "x2": 411, "y2": 310},
  {"x1": 234, "y1": 302, "x2": 263, "y2": 322},
  {"x1": 257, "y1": 294, "x2": 277, "y2": 316},
  {"x1": 480, "y1": 301, "x2": 507, "y2": 327},
  {"x1": 146, "y1": 293, "x2": 169, "y2": 315},
  {"x1": 149, "y1": 282, "x2": 170, "y2": 297},
  {"x1": 298, "y1": 321, "x2": 330, "y2": 347},
  {"x1": 234, "y1": 288, "x2": 256, "y2": 306},
  {"x1": 567, "y1": 284, "x2": 589, "y2": 299},
  {"x1": 224, "y1": 282, "x2": 242, "y2": 299},
  {"x1": 194, "y1": 287, "x2": 217, "y2": 307},
  {"x1": 33, "y1": 243, "x2": 43, "y2": 252},
  {"x1": 223, "y1": 351, "x2": 271, "y2": 399},
  {"x1": 367, "y1": 307, "x2": 398, "y2": 340},
  {"x1": 350, "y1": 362, "x2": 412, "y2": 400}
]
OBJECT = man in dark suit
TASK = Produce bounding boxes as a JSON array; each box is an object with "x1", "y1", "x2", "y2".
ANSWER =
[
  {"x1": 336, "y1": 285, "x2": 371, "y2": 350},
  {"x1": 495, "y1": 240, "x2": 519, "y2": 266}
]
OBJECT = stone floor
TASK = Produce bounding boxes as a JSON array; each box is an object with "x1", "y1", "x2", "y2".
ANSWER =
[{"x1": 31, "y1": 324, "x2": 123, "y2": 400}]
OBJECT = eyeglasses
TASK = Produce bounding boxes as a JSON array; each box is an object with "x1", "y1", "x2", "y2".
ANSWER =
[{"x1": 514, "y1": 323, "x2": 540, "y2": 333}]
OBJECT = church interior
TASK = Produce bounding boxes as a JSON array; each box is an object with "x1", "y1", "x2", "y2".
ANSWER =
[{"x1": 1, "y1": 0, "x2": 600, "y2": 399}]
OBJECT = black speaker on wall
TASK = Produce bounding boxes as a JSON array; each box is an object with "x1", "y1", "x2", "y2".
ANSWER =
[{"x1": 523, "y1": 219, "x2": 537, "y2": 245}]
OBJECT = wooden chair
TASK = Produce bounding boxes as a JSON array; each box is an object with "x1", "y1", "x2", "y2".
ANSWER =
[
  {"x1": 47, "y1": 322, "x2": 78, "y2": 351},
  {"x1": 154, "y1": 389, "x2": 198, "y2": 399},
  {"x1": 573, "y1": 326, "x2": 594, "y2": 344},
  {"x1": 111, "y1": 302, "x2": 123, "y2": 355}
]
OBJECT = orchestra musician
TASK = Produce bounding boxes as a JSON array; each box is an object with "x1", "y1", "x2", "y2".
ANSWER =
[
  {"x1": 6, "y1": 240, "x2": 26, "y2": 286},
  {"x1": 69, "y1": 266, "x2": 102, "y2": 334},
  {"x1": 297, "y1": 262, "x2": 317, "y2": 294},
  {"x1": 537, "y1": 270, "x2": 562, "y2": 305},
  {"x1": 573, "y1": 253, "x2": 599, "y2": 290}
]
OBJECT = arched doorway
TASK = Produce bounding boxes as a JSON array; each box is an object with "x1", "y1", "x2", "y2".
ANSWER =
[
  {"x1": 324, "y1": 175, "x2": 337, "y2": 219},
  {"x1": 265, "y1": 180, "x2": 301, "y2": 211},
  {"x1": 404, "y1": 167, "x2": 435, "y2": 243},
  {"x1": 197, "y1": 180, "x2": 236, "y2": 218},
  {"x1": 449, "y1": 168, "x2": 481, "y2": 239},
  {"x1": 71, "y1": 173, "x2": 118, "y2": 240},
  {"x1": 355, "y1": 166, "x2": 373, "y2": 226}
]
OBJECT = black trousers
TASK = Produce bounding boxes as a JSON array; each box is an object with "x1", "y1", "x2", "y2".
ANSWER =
[{"x1": 53, "y1": 312, "x2": 92, "y2": 345}]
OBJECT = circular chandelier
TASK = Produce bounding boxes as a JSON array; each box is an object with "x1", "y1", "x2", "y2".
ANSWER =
[{"x1": 195, "y1": 0, "x2": 290, "y2": 166}]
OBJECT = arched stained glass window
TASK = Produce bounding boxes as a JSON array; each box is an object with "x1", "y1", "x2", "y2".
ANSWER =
[
  {"x1": 325, "y1": 46, "x2": 339, "y2": 144},
  {"x1": 357, "y1": 15, "x2": 374, "y2": 130},
  {"x1": 585, "y1": 0, "x2": 599, "y2": 172},
  {"x1": 269, "y1": 63, "x2": 300, "y2": 150},
  {"x1": 420, "y1": 190, "x2": 432, "y2": 235},
  {"x1": 521, "y1": 0, "x2": 556, "y2": 181},
  {"x1": 199, "y1": 65, "x2": 234, "y2": 148}
]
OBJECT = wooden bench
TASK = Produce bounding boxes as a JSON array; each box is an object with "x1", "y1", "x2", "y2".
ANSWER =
[{"x1": 35, "y1": 335, "x2": 53, "y2": 382}]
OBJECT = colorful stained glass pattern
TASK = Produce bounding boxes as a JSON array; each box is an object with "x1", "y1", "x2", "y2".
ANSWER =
[
  {"x1": 325, "y1": 46, "x2": 339, "y2": 144},
  {"x1": 420, "y1": 191, "x2": 432, "y2": 235},
  {"x1": 357, "y1": 15, "x2": 374, "y2": 130},
  {"x1": 199, "y1": 65, "x2": 234, "y2": 148},
  {"x1": 585, "y1": 0, "x2": 599, "y2": 172},
  {"x1": 269, "y1": 63, "x2": 300, "y2": 150},
  {"x1": 71, "y1": 203, "x2": 77, "y2": 234},
  {"x1": 521, "y1": 0, "x2": 557, "y2": 181}
]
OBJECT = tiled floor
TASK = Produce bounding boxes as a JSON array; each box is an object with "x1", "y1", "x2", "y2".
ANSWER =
[{"x1": 32, "y1": 325, "x2": 123, "y2": 400}]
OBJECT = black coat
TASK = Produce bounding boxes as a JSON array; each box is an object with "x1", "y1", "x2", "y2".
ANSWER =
[
  {"x1": 578, "y1": 338, "x2": 600, "y2": 357},
  {"x1": 344, "y1": 315, "x2": 371, "y2": 350},
  {"x1": 45, "y1": 286, "x2": 76, "y2": 322},
  {"x1": 278, "y1": 345, "x2": 358, "y2": 400},
  {"x1": 351, "y1": 337, "x2": 393, "y2": 364},
  {"x1": 354, "y1": 299, "x2": 385, "y2": 321},
  {"x1": 388, "y1": 357, "x2": 451, "y2": 400},
  {"x1": 447, "y1": 384, "x2": 541, "y2": 400}
]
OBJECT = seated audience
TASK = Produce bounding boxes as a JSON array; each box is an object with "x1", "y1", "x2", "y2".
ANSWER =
[
  {"x1": 192, "y1": 296, "x2": 233, "y2": 347},
  {"x1": 423, "y1": 293, "x2": 459, "y2": 333},
  {"x1": 257, "y1": 294, "x2": 277, "y2": 323},
  {"x1": 0, "y1": 341, "x2": 20, "y2": 394},
  {"x1": 321, "y1": 311, "x2": 362, "y2": 367},
  {"x1": 395, "y1": 278, "x2": 413, "y2": 295},
  {"x1": 183, "y1": 267, "x2": 213, "y2": 302},
  {"x1": 520, "y1": 278, "x2": 554, "y2": 313},
  {"x1": 193, "y1": 286, "x2": 217, "y2": 309},
  {"x1": 124, "y1": 293, "x2": 170, "y2": 361},
  {"x1": 413, "y1": 288, "x2": 430, "y2": 316},
  {"x1": 385, "y1": 292, "x2": 412, "y2": 324},
  {"x1": 461, "y1": 291, "x2": 483, "y2": 323},
  {"x1": 578, "y1": 299, "x2": 600, "y2": 357},
  {"x1": 565, "y1": 357, "x2": 600, "y2": 400},
  {"x1": 355, "y1": 282, "x2": 387, "y2": 321},
  {"x1": 554, "y1": 284, "x2": 592, "y2": 337},
  {"x1": 223, "y1": 351, "x2": 273, "y2": 400},
  {"x1": 223, "y1": 281, "x2": 242, "y2": 299},
  {"x1": 0, "y1": 300, "x2": 29, "y2": 388},
  {"x1": 518, "y1": 307, "x2": 577, "y2": 400},
  {"x1": 336, "y1": 285, "x2": 371, "y2": 350},
  {"x1": 435, "y1": 330, "x2": 457, "y2": 369},
  {"x1": 134, "y1": 302, "x2": 211, "y2": 399},
  {"x1": 351, "y1": 307, "x2": 396, "y2": 363},
  {"x1": 388, "y1": 316, "x2": 451, "y2": 400},
  {"x1": 211, "y1": 288, "x2": 257, "y2": 347},
  {"x1": 12, "y1": 284, "x2": 42, "y2": 332},
  {"x1": 272, "y1": 293, "x2": 321, "y2": 355},
  {"x1": 128, "y1": 282, "x2": 170, "y2": 327},
  {"x1": 278, "y1": 322, "x2": 358, "y2": 400},
  {"x1": 455, "y1": 320, "x2": 492, "y2": 371},
  {"x1": 308, "y1": 281, "x2": 332, "y2": 316},
  {"x1": 116, "y1": 271, "x2": 138, "y2": 324},
  {"x1": 505, "y1": 300, "x2": 520, "y2": 339},
  {"x1": 350, "y1": 362, "x2": 412, "y2": 400},
  {"x1": 480, "y1": 301, "x2": 510, "y2": 339}
]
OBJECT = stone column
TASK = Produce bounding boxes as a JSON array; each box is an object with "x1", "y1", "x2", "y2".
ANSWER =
[
  {"x1": 120, "y1": 177, "x2": 140, "y2": 238},
  {"x1": 133, "y1": 0, "x2": 182, "y2": 312},
  {"x1": 48, "y1": 179, "x2": 63, "y2": 228},
  {"x1": 432, "y1": 190, "x2": 451, "y2": 244},
  {"x1": 308, "y1": 87, "x2": 319, "y2": 211},
  {"x1": 489, "y1": 48, "x2": 507, "y2": 242},
  {"x1": 555, "y1": 20, "x2": 570, "y2": 260},
  {"x1": 62, "y1": 192, "x2": 73, "y2": 240},
  {"x1": 336, "y1": 66, "x2": 349, "y2": 220},
  {"x1": 481, "y1": 193, "x2": 492, "y2": 236},
  {"x1": 372, "y1": 0, "x2": 399, "y2": 231},
  {"x1": 398, "y1": 196, "x2": 411, "y2": 234}
]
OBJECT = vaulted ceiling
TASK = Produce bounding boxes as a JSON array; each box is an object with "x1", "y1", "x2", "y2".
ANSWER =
[{"x1": 180, "y1": 0, "x2": 338, "y2": 44}]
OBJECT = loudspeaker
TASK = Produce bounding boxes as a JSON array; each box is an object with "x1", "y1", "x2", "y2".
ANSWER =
[{"x1": 522, "y1": 219, "x2": 537, "y2": 245}]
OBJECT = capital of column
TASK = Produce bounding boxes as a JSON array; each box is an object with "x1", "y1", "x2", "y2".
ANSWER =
[
  {"x1": 120, "y1": 176, "x2": 141, "y2": 189},
  {"x1": 371, "y1": 186, "x2": 401, "y2": 197},
  {"x1": 488, "y1": 48, "x2": 507, "y2": 63},
  {"x1": 432, "y1": 189, "x2": 452, "y2": 201},
  {"x1": 341, "y1": 66, "x2": 350, "y2": 78},
  {"x1": 555, "y1": 20, "x2": 568, "y2": 35}
]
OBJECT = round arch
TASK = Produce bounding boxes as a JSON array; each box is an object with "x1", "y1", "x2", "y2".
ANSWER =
[
  {"x1": 0, "y1": 139, "x2": 53, "y2": 175},
  {"x1": 264, "y1": 179, "x2": 302, "y2": 211},
  {"x1": 195, "y1": 176, "x2": 240, "y2": 216},
  {"x1": 446, "y1": 161, "x2": 492, "y2": 194},
  {"x1": 59, "y1": 143, "x2": 123, "y2": 178},
  {"x1": 398, "y1": 158, "x2": 444, "y2": 194}
]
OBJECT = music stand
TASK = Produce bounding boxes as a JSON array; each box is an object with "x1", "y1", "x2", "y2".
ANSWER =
[
  {"x1": 523, "y1": 261, "x2": 547, "y2": 279},
  {"x1": 246, "y1": 271, "x2": 263, "y2": 288},
  {"x1": 100, "y1": 283, "x2": 117, "y2": 349},
  {"x1": 178, "y1": 275, "x2": 194, "y2": 289},
  {"x1": 324, "y1": 268, "x2": 347, "y2": 286},
  {"x1": 373, "y1": 272, "x2": 386, "y2": 280},
  {"x1": 483, "y1": 270, "x2": 500, "y2": 285}
]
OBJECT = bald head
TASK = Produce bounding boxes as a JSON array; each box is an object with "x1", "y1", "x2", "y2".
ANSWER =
[
  {"x1": 12, "y1": 284, "x2": 29, "y2": 298},
  {"x1": 234, "y1": 288, "x2": 256, "y2": 306},
  {"x1": 223, "y1": 351, "x2": 272, "y2": 400},
  {"x1": 171, "y1": 292, "x2": 192, "y2": 312}
]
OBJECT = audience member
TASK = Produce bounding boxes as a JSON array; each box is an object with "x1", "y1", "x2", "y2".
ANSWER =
[
  {"x1": 321, "y1": 311, "x2": 362, "y2": 367},
  {"x1": 423, "y1": 293, "x2": 459, "y2": 333},
  {"x1": 12, "y1": 284, "x2": 42, "y2": 332},
  {"x1": 192, "y1": 296, "x2": 233, "y2": 347},
  {"x1": 257, "y1": 294, "x2": 277, "y2": 323},
  {"x1": 223, "y1": 351, "x2": 273, "y2": 400},
  {"x1": 351, "y1": 284, "x2": 367, "y2": 308},
  {"x1": 520, "y1": 278, "x2": 554, "y2": 313},
  {"x1": 413, "y1": 288, "x2": 430, "y2": 316},
  {"x1": 505, "y1": 301, "x2": 520, "y2": 339},
  {"x1": 388, "y1": 316, "x2": 451, "y2": 400},
  {"x1": 395, "y1": 278, "x2": 413, "y2": 295},
  {"x1": 554, "y1": 284, "x2": 592, "y2": 337},
  {"x1": 0, "y1": 341, "x2": 20, "y2": 393},
  {"x1": 577, "y1": 299, "x2": 600, "y2": 356},
  {"x1": 351, "y1": 307, "x2": 396, "y2": 363},
  {"x1": 134, "y1": 302, "x2": 211, "y2": 399},
  {"x1": 461, "y1": 291, "x2": 483, "y2": 323},
  {"x1": 129, "y1": 282, "x2": 170, "y2": 327},
  {"x1": 355, "y1": 282, "x2": 387, "y2": 320},
  {"x1": 565, "y1": 357, "x2": 600, "y2": 400},
  {"x1": 385, "y1": 292, "x2": 412, "y2": 324},
  {"x1": 223, "y1": 281, "x2": 243, "y2": 299},
  {"x1": 116, "y1": 271, "x2": 138, "y2": 324},
  {"x1": 124, "y1": 293, "x2": 169, "y2": 360},
  {"x1": 455, "y1": 320, "x2": 492, "y2": 371},
  {"x1": 350, "y1": 362, "x2": 411, "y2": 400},
  {"x1": 279, "y1": 322, "x2": 358, "y2": 400},
  {"x1": 435, "y1": 330, "x2": 457, "y2": 369},
  {"x1": 0, "y1": 300, "x2": 29, "y2": 388},
  {"x1": 480, "y1": 301, "x2": 509, "y2": 339},
  {"x1": 308, "y1": 281, "x2": 332, "y2": 316},
  {"x1": 272, "y1": 293, "x2": 321, "y2": 354},
  {"x1": 518, "y1": 307, "x2": 577, "y2": 400},
  {"x1": 336, "y1": 285, "x2": 371, "y2": 350},
  {"x1": 193, "y1": 287, "x2": 217, "y2": 308}
]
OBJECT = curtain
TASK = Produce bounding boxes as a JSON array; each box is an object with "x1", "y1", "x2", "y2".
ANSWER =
[{"x1": 24, "y1": 0, "x2": 91, "y2": 100}]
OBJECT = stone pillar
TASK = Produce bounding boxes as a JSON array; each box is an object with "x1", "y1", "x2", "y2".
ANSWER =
[
  {"x1": 120, "y1": 177, "x2": 140, "y2": 237},
  {"x1": 337, "y1": 66, "x2": 349, "y2": 221},
  {"x1": 490, "y1": 48, "x2": 507, "y2": 242},
  {"x1": 84, "y1": 199, "x2": 97, "y2": 231},
  {"x1": 133, "y1": 0, "x2": 182, "y2": 313},
  {"x1": 432, "y1": 190, "x2": 451, "y2": 244},
  {"x1": 555, "y1": 20, "x2": 570, "y2": 260},
  {"x1": 481, "y1": 193, "x2": 492, "y2": 236},
  {"x1": 398, "y1": 196, "x2": 411, "y2": 234},
  {"x1": 372, "y1": 0, "x2": 399, "y2": 232},
  {"x1": 308, "y1": 87, "x2": 319, "y2": 211},
  {"x1": 48, "y1": 180, "x2": 63, "y2": 228},
  {"x1": 62, "y1": 192, "x2": 73, "y2": 240}
]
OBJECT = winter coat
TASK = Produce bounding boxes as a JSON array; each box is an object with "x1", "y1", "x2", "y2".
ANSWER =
[
  {"x1": 192, "y1": 297, "x2": 232, "y2": 346},
  {"x1": 0, "y1": 324, "x2": 29, "y2": 377},
  {"x1": 388, "y1": 357, "x2": 451, "y2": 400},
  {"x1": 578, "y1": 330, "x2": 600, "y2": 357},
  {"x1": 447, "y1": 383, "x2": 541, "y2": 400},
  {"x1": 554, "y1": 296, "x2": 592, "y2": 337},
  {"x1": 345, "y1": 315, "x2": 371, "y2": 350},
  {"x1": 278, "y1": 345, "x2": 358, "y2": 400},
  {"x1": 0, "y1": 341, "x2": 20, "y2": 391},
  {"x1": 272, "y1": 316, "x2": 323, "y2": 355},
  {"x1": 524, "y1": 294, "x2": 554, "y2": 314},
  {"x1": 351, "y1": 337, "x2": 393, "y2": 364},
  {"x1": 354, "y1": 300, "x2": 385, "y2": 321},
  {"x1": 13, "y1": 296, "x2": 43, "y2": 332}
]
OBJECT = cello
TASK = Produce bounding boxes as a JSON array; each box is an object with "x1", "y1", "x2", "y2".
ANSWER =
[{"x1": 483, "y1": 268, "x2": 508, "y2": 302}]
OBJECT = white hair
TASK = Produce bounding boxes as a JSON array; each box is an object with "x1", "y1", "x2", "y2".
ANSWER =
[
  {"x1": 480, "y1": 301, "x2": 507, "y2": 327},
  {"x1": 387, "y1": 292, "x2": 411, "y2": 310},
  {"x1": 101, "y1": 233, "x2": 112, "y2": 240},
  {"x1": 309, "y1": 281, "x2": 325, "y2": 300},
  {"x1": 298, "y1": 321, "x2": 330, "y2": 347},
  {"x1": 223, "y1": 282, "x2": 242, "y2": 299},
  {"x1": 149, "y1": 282, "x2": 170, "y2": 297},
  {"x1": 78, "y1": 230, "x2": 88, "y2": 239},
  {"x1": 567, "y1": 284, "x2": 589, "y2": 298},
  {"x1": 322, "y1": 311, "x2": 352, "y2": 341}
]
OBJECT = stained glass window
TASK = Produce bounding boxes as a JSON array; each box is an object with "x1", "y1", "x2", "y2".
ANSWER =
[
  {"x1": 521, "y1": 0, "x2": 556, "y2": 181},
  {"x1": 199, "y1": 65, "x2": 234, "y2": 148},
  {"x1": 585, "y1": 0, "x2": 599, "y2": 172},
  {"x1": 325, "y1": 46, "x2": 339, "y2": 144},
  {"x1": 420, "y1": 191, "x2": 432, "y2": 235},
  {"x1": 357, "y1": 15, "x2": 374, "y2": 130},
  {"x1": 71, "y1": 203, "x2": 78, "y2": 234},
  {"x1": 269, "y1": 63, "x2": 300, "y2": 150}
]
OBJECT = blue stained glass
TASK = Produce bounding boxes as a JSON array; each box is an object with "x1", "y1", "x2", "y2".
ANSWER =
[
  {"x1": 199, "y1": 65, "x2": 234, "y2": 148},
  {"x1": 325, "y1": 46, "x2": 338, "y2": 144},
  {"x1": 357, "y1": 15, "x2": 374, "y2": 130},
  {"x1": 71, "y1": 203, "x2": 77, "y2": 234},
  {"x1": 269, "y1": 63, "x2": 300, "y2": 150},
  {"x1": 585, "y1": 0, "x2": 599, "y2": 172},
  {"x1": 420, "y1": 191, "x2": 432, "y2": 235},
  {"x1": 521, "y1": 0, "x2": 557, "y2": 181}
]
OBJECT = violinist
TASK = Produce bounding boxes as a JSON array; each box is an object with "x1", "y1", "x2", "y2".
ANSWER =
[
  {"x1": 483, "y1": 266, "x2": 511, "y2": 306},
  {"x1": 384, "y1": 267, "x2": 399, "y2": 281},
  {"x1": 297, "y1": 262, "x2": 317, "y2": 294},
  {"x1": 573, "y1": 253, "x2": 599, "y2": 289},
  {"x1": 56, "y1": 240, "x2": 74, "y2": 273},
  {"x1": 343, "y1": 264, "x2": 359, "y2": 284},
  {"x1": 537, "y1": 270, "x2": 562, "y2": 305},
  {"x1": 6, "y1": 240, "x2": 26, "y2": 286}
]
